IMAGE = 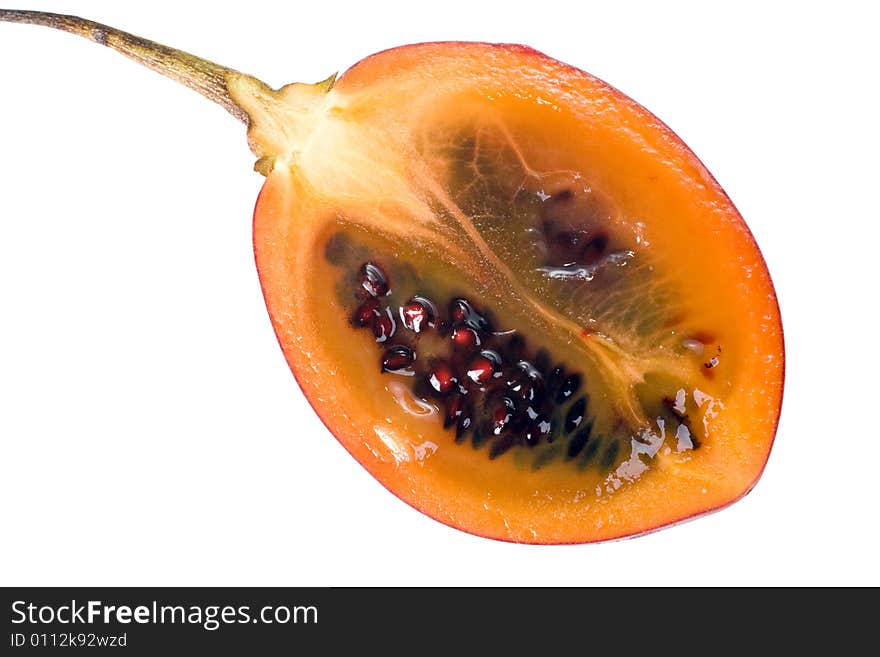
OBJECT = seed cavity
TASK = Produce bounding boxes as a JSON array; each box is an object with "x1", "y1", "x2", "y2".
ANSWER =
[{"x1": 343, "y1": 257, "x2": 677, "y2": 474}]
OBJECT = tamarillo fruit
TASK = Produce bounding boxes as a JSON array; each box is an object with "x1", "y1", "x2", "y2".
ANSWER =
[{"x1": 0, "y1": 10, "x2": 784, "y2": 543}]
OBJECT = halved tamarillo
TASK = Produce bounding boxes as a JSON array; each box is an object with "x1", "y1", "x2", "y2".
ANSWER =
[{"x1": 1, "y1": 10, "x2": 784, "y2": 543}]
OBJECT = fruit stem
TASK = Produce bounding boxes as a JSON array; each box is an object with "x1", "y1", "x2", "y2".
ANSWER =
[{"x1": 0, "y1": 9, "x2": 252, "y2": 124}]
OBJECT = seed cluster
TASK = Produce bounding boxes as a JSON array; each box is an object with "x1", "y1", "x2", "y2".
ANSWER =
[{"x1": 350, "y1": 261, "x2": 597, "y2": 460}]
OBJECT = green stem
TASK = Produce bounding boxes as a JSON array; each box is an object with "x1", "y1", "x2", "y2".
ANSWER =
[{"x1": 0, "y1": 9, "x2": 253, "y2": 124}]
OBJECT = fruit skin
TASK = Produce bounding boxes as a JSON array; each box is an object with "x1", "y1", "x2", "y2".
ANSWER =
[
  {"x1": 252, "y1": 43, "x2": 784, "y2": 544},
  {"x1": 0, "y1": 12, "x2": 784, "y2": 543}
]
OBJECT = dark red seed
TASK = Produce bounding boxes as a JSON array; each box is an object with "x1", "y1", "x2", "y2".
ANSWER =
[
  {"x1": 443, "y1": 392, "x2": 465, "y2": 429},
  {"x1": 556, "y1": 373, "x2": 582, "y2": 403},
  {"x1": 359, "y1": 262, "x2": 389, "y2": 297},
  {"x1": 466, "y1": 356, "x2": 494, "y2": 384},
  {"x1": 381, "y1": 345, "x2": 414, "y2": 372},
  {"x1": 524, "y1": 414, "x2": 553, "y2": 446},
  {"x1": 507, "y1": 402, "x2": 531, "y2": 433},
  {"x1": 529, "y1": 385, "x2": 546, "y2": 406},
  {"x1": 449, "y1": 298, "x2": 491, "y2": 331},
  {"x1": 567, "y1": 423, "x2": 593, "y2": 459},
  {"x1": 546, "y1": 365, "x2": 565, "y2": 397},
  {"x1": 455, "y1": 413, "x2": 473, "y2": 444},
  {"x1": 507, "y1": 363, "x2": 545, "y2": 404},
  {"x1": 466, "y1": 350, "x2": 502, "y2": 384},
  {"x1": 449, "y1": 298, "x2": 471, "y2": 323},
  {"x1": 371, "y1": 308, "x2": 396, "y2": 343},
  {"x1": 546, "y1": 417, "x2": 560, "y2": 444},
  {"x1": 534, "y1": 349, "x2": 551, "y2": 373},
  {"x1": 503, "y1": 334, "x2": 526, "y2": 361},
  {"x1": 516, "y1": 360, "x2": 543, "y2": 382},
  {"x1": 506, "y1": 374, "x2": 528, "y2": 399},
  {"x1": 400, "y1": 296, "x2": 437, "y2": 333},
  {"x1": 564, "y1": 396, "x2": 587, "y2": 433},
  {"x1": 352, "y1": 297, "x2": 379, "y2": 326},
  {"x1": 451, "y1": 325, "x2": 481, "y2": 351},
  {"x1": 491, "y1": 397, "x2": 516, "y2": 435},
  {"x1": 427, "y1": 360, "x2": 458, "y2": 395}
]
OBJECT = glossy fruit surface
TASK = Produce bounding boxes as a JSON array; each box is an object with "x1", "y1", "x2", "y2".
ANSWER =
[{"x1": 1, "y1": 11, "x2": 784, "y2": 543}]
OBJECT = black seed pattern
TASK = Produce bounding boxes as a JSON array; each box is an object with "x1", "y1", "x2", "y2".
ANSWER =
[
  {"x1": 504, "y1": 334, "x2": 526, "y2": 361},
  {"x1": 443, "y1": 392, "x2": 465, "y2": 429},
  {"x1": 546, "y1": 366, "x2": 565, "y2": 398},
  {"x1": 556, "y1": 374, "x2": 582, "y2": 403},
  {"x1": 342, "y1": 258, "x2": 662, "y2": 474},
  {"x1": 534, "y1": 349, "x2": 551, "y2": 373},
  {"x1": 546, "y1": 417, "x2": 560, "y2": 444},
  {"x1": 524, "y1": 414, "x2": 552, "y2": 446},
  {"x1": 455, "y1": 415, "x2": 473, "y2": 444},
  {"x1": 565, "y1": 397, "x2": 587, "y2": 434},
  {"x1": 567, "y1": 424, "x2": 592, "y2": 459},
  {"x1": 580, "y1": 435, "x2": 601, "y2": 465},
  {"x1": 601, "y1": 441, "x2": 620, "y2": 471}
]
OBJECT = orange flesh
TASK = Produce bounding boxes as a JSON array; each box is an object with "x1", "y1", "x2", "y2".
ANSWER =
[{"x1": 252, "y1": 43, "x2": 783, "y2": 543}]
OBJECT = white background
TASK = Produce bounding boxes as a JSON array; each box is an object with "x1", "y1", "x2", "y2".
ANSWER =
[{"x1": 1, "y1": 0, "x2": 877, "y2": 586}]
